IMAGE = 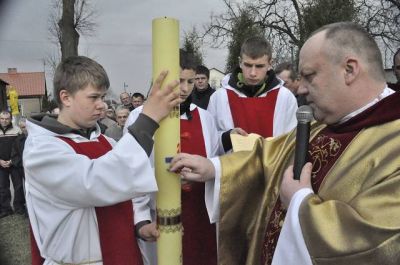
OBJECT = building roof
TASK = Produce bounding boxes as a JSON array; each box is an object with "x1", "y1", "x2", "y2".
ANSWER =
[
  {"x1": 210, "y1": 67, "x2": 226, "y2": 75},
  {"x1": 0, "y1": 78, "x2": 9, "y2": 86},
  {"x1": 0, "y1": 68, "x2": 46, "y2": 96}
]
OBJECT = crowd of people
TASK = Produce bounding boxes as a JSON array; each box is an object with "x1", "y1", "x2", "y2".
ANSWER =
[{"x1": 0, "y1": 21, "x2": 399, "y2": 265}]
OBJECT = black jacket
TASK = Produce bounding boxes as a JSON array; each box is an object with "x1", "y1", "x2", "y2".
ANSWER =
[
  {"x1": 0, "y1": 124, "x2": 20, "y2": 160},
  {"x1": 11, "y1": 133, "x2": 27, "y2": 168}
]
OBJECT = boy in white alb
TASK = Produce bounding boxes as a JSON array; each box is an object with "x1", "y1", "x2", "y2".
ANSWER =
[
  {"x1": 24, "y1": 56, "x2": 181, "y2": 265},
  {"x1": 207, "y1": 36, "x2": 298, "y2": 152},
  {"x1": 124, "y1": 51, "x2": 221, "y2": 265}
]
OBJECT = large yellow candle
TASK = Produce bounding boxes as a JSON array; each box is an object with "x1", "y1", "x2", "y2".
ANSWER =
[{"x1": 152, "y1": 17, "x2": 182, "y2": 265}]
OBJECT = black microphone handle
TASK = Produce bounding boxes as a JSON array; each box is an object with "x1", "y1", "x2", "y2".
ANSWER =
[{"x1": 293, "y1": 122, "x2": 310, "y2": 180}]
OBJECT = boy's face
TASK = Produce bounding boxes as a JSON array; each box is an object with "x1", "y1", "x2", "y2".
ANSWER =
[
  {"x1": 239, "y1": 54, "x2": 271, "y2": 86},
  {"x1": 180, "y1": 69, "x2": 196, "y2": 101},
  {"x1": 60, "y1": 84, "x2": 106, "y2": 129}
]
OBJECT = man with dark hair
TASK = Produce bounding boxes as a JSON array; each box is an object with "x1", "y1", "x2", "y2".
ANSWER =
[
  {"x1": 275, "y1": 61, "x2": 306, "y2": 106},
  {"x1": 170, "y1": 22, "x2": 400, "y2": 265},
  {"x1": 131, "y1": 92, "x2": 145, "y2": 109},
  {"x1": 388, "y1": 48, "x2": 400, "y2": 91},
  {"x1": 192, "y1": 65, "x2": 215, "y2": 109},
  {"x1": 207, "y1": 36, "x2": 298, "y2": 152},
  {"x1": 0, "y1": 110, "x2": 24, "y2": 218}
]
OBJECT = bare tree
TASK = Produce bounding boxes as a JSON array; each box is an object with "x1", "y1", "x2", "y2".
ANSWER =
[
  {"x1": 48, "y1": 0, "x2": 97, "y2": 63},
  {"x1": 355, "y1": 0, "x2": 400, "y2": 64},
  {"x1": 204, "y1": 0, "x2": 400, "y2": 68},
  {"x1": 225, "y1": 7, "x2": 264, "y2": 72},
  {"x1": 182, "y1": 27, "x2": 204, "y2": 66}
]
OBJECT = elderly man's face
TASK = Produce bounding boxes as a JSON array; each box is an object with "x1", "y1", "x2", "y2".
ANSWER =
[
  {"x1": 19, "y1": 121, "x2": 27, "y2": 135},
  {"x1": 297, "y1": 32, "x2": 350, "y2": 124},
  {"x1": 120, "y1": 93, "x2": 131, "y2": 105},
  {"x1": 0, "y1": 112, "x2": 11, "y2": 128},
  {"x1": 115, "y1": 109, "x2": 130, "y2": 126}
]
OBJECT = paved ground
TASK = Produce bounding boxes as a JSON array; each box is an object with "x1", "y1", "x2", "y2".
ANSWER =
[
  {"x1": 0, "y1": 178, "x2": 30, "y2": 265},
  {"x1": 0, "y1": 213, "x2": 31, "y2": 265}
]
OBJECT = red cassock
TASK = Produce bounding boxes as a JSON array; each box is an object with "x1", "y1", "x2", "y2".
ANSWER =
[
  {"x1": 180, "y1": 108, "x2": 218, "y2": 265},
  {"x1": 31, "y1": 135, "x2": 143, "y2": 265},
  {"x1": 227, "y1": 89, "x2": 279, "y2": 138}
]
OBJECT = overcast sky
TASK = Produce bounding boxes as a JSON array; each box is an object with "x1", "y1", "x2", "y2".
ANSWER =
[{"x1": 0, "y1": 0, "x2": 229, "y2": 100}]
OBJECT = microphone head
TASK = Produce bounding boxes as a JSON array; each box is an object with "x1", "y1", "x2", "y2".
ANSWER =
[{"x1": 296, "y1": 105, "x2": 313, "y2": 123}]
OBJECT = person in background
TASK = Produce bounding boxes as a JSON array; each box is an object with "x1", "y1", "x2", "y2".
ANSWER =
[
  {"x1": 25, "y1": 55, "x2": 181, "y2": 265},
  {"x1": 275, "y1": 61, "x2": 306, "y2": 106},
  {"x1": 170, "y1": 22, "x2": 400, "y2": 265},
  {"x1": 192, "y1": 65, "x2": 215, "y2": 109},
  {"x1": 207, "y1": 36, "x2": 298, "y2": 153},
  {"x1": 120, "y1": 92, "x2": 134, "y2": 111},
  {"x1": 51, "y1": 107, "x2": 60, "y2": 115},
  {"x1": 132, "y1": 92, "x2": 145, "y2": 109},
  {"x1": 105, "y1": 106, "x2": 130, "y2": 141},
  {"x1": 105, "y1": 105, "x2": 116, "y2": 121},
  {"x1": 10, "y1": 117, "x2": 28, "y2": 216},
  {"x1": 388, "y1": 48, "x2": 400, "y2": 91},
  {"x1": 0, "y1": 110, "x2": 24, "y2": 218},
  {"x1": 98, "y1": 102, "x2": 116, "y2": 133}
]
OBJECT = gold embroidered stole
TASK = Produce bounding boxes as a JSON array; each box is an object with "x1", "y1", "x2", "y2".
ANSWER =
[{"x1": 262, "y1": 126, "x2": 361, "y2": 264}]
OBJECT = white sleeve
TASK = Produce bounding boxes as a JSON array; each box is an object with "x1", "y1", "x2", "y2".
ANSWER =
[
  {"x1": 273, "y1": 87, "x2": 298, "y2": 136},
  {"x1": 207, "y1": 89, "x2": 234, "y2": 153},
  {"x1": 199, "y1": 108, "x2": 224, "y2": 157},
  {"x1": 133, "y1": 193, "x2": 156, "y2": 224},
  {"x1": 272, "y1": 188, "x2": 313, "y2": 265},
  {"x1": 24, "y1": 133, "x2": 157, "y2": 209},
  {"x1": 204, "y1": 157, "x2": 221, "y2": 223}
]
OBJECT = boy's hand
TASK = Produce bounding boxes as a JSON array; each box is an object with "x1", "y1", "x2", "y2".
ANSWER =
[
  {"x1": 230, "y1": 127, "x2": 248, "y2": 136},
  {"x1": 142, "y1": 70, "x2": 181, "y2": 123},
  {"x1": 138, "y1": 222, "x2": 159, "y2": 242}
]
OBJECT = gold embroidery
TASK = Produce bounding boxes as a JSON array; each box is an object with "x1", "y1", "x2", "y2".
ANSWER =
[{"x1": 309, "y1": 134, "x2": 341, "y2": 184}]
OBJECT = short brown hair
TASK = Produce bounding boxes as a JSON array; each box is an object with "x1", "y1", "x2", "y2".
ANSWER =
[
  {"x1": 240, "y1": 36, "x2": 272, "y2": 60},
  {"x1": 53, "y1": 56, "x2": 110, "y2": 108}
]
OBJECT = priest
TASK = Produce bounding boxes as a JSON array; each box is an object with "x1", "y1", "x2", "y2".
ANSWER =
[{"x1": 170, "y1": 22, "x2": 400, "y2": 265}]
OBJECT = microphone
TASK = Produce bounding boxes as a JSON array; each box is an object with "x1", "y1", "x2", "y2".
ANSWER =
[{"x1": 293, "y1": 105, "x2": 313, "y2": 180}]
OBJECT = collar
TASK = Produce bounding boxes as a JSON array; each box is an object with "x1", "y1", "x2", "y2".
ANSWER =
[{"x1": 227, "y1": 67, "x2": 280, "y2": 97}]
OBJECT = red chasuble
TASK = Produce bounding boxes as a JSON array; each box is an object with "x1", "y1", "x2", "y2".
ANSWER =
[
  {"x1": 30, "y1": 134, "x2": 143, "y2": 265},
  {"x1": 226, "y1": 88, "x2": 279, "y2": 138},
  {"x1": 262, "y1": 91, "x2": 400, "y2": 265},
  {"x1": 180, "y1": 108, "x2": 218, "y2": 265}
]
